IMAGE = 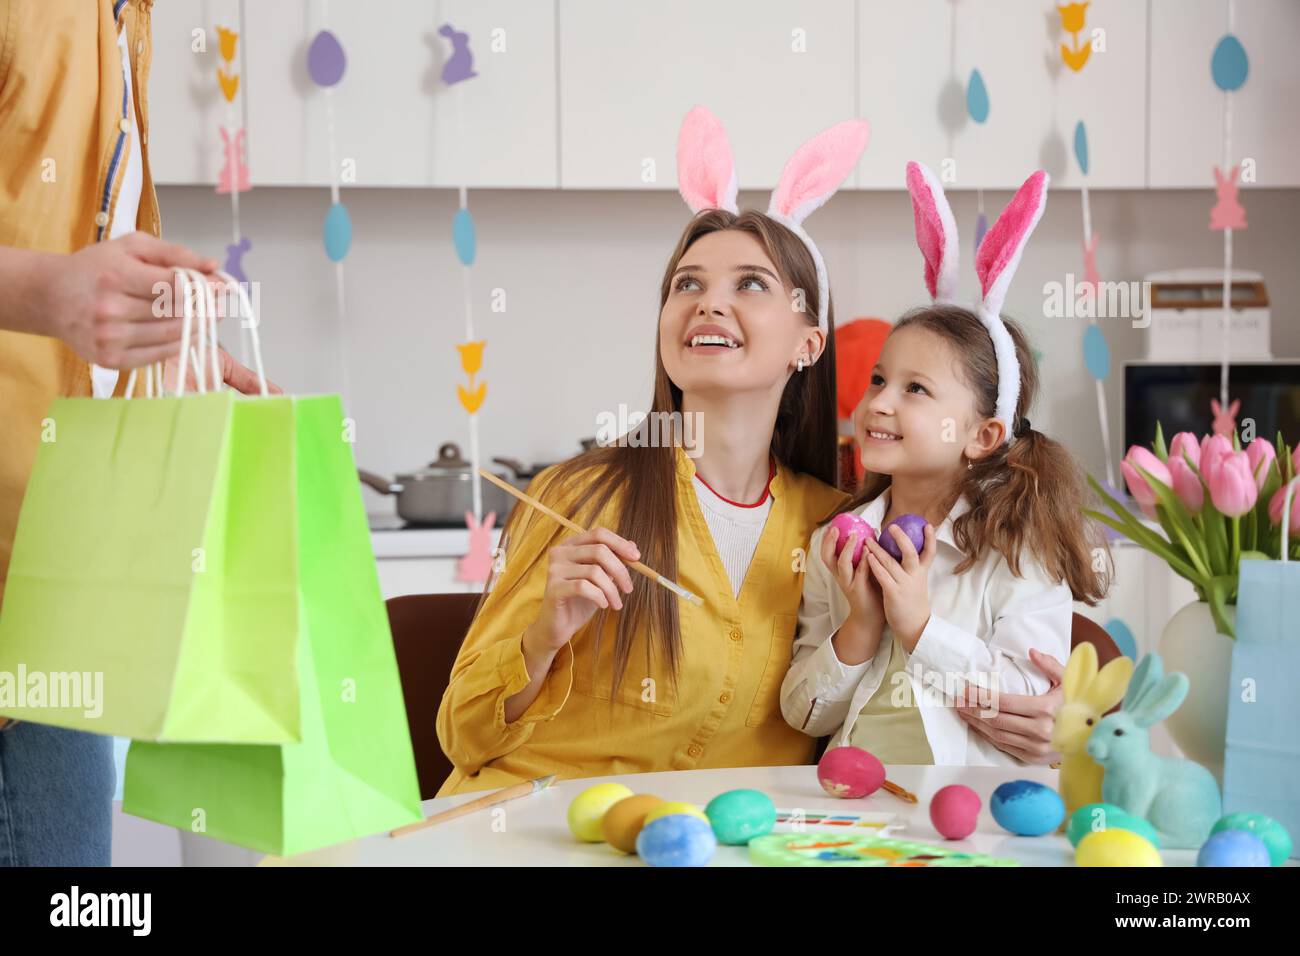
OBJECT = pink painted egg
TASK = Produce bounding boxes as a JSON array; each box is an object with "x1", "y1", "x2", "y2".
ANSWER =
[
  {"x1": 817, "y1": 746, "x2": 886, "y2": 799},
  {"x1": 930, "y1": 784, "x2": 981, "y2": 840},
  {"x1": 829, "y1": 513, "x2": 876, "y2": 568}
]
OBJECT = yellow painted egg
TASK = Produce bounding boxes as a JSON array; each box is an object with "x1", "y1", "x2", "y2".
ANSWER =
[
  {"x1": 601, "y1": 794, "x2": 665, "y2": 854},
  {"x1": 1076, "y1": 828, "x2": 1163, "y2": 867},
  {"x1": 567, "y1": 783, "x2": 635, "y2": 842},
  {"x1": 643, "y1": 801, "x2": 709, "y2": 826}
]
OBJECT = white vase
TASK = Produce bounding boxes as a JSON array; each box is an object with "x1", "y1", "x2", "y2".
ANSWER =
[{"x1": 1156, "y1": 600, "x2": 1236, "y2": 784}]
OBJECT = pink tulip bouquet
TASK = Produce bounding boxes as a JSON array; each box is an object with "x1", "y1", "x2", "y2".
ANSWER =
[{"x1": 1085, "y1": 422, "x2": 1300, "y2": 639}]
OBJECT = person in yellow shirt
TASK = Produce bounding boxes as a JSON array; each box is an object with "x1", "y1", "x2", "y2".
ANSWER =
[
  {"x1": 0, "y1": 1, "x2": 269, "y2": 866},
  {"x1": 437, "y1": 107, "x2": 871, "y2": 794}
]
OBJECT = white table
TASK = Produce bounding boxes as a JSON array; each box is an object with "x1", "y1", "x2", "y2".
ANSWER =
[{"x1": 264, "y1": 764, "x2": 1232, "y2": 867}]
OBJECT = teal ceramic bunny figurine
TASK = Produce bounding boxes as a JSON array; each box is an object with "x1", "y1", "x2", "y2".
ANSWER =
[{"x1": 1086, "y1": 652, "x2": 1222, "y2": 849}]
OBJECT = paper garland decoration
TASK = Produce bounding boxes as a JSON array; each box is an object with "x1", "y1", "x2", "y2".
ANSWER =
[
  {"x1": 215, "y1": 21, "x2": 253, "y2": 366},
  {"x1": 966, "y1": 69, "x2": 989, "y2": 249},
  {"x1": 1058, "y1": 2, "x2": 1092, "y2": 72},
  {"x1": 309, "y1": 11, "x2": 353, "y2": 411},
  {"x1": 436, "y1": 23, "x2": 493, "y2": 586},
  {"x1": 1209, "y1": 7, "x2": 1248, "y2": 432}
]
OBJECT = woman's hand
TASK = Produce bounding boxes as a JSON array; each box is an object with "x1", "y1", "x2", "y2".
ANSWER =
[
  {"x1": 530, "y1": 526, "x2": 639, "y2": 654},
  {"x1": 956, "y1": 647, "x2": 1066, "y2": 764},
  {"x1": 862, "y1": 522, "x2": 936, "y2": 651},
  {"x1": 159, "y1": 345, "x2": 282, "y2": 396}
]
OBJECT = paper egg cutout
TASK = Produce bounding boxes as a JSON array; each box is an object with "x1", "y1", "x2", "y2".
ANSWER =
[
  {"x1": 974, "y1": 211, "x2": 989, "y2": 251},
  {"x1": 930, "y1": 785, "x2": 981, "y2": 840},
  {"x1": 308, "y1": 30, "x2": 347, "y2": 87},
  {"x1": 567, "y1": 782, "x2": 634, "y2": 842},
  {"x1": 966, "y1": 69, "x2": 990, "y2": 123},
  {"x1": 1083, "y1": 324, "x2": 1110, "y2": 381},
  {"x1": 1103, "y1": 619, "x2": 1137, "y2": 660},
  {"x1": 1076, "y1": 828, "x2": 1162, "y2": 866},
  {"x1": 705, "y1": 789, "x2": 777, "y2": 846},
  {"x1": 1198, "y1": 830, "x2": 1270, "y2": 867},
  {"x1": 880, "y1": 513, "x2": 927, "y2": 561},
  {"x1": 830, "y1": 513, "x2": 874, "y2": 567},
  {"x1": 453, "y1": 207, "x2": 477, "y2": 266},
  {"x1": 1073, "y1": 121, "x2": 1090, "y2": 176},
  {"x1": 1210, "y1": 813, "x2": 1292, "y2": 867},
  {"x1": 1066, "y1": 802, "x2": 1161, "y2": 849},
  {"x1": 817, "y1": 746, "x2": 885, "y2": 799},
  {"x1": 323, "y1": 202, "x2": 352, "y2": 262},
  {"x1": 1211, "y1": 34, "x2": 1249, "y2": 92},
  {"x1": 601, "y1": 794, "x2": 664, "y2": 854},
  {"x1": 636, "y1": 814, "x2": 717, "y2": 867},
  {"x1": 990, "y1": 780, "x2": 1065, "y2": 836}
]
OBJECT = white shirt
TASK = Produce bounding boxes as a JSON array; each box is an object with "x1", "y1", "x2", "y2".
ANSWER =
[
  {"x1": 91, "y1": 24, "x2": 144, "y2": 399},
  {"x1": 692, "y1": 475, "x2": 773, "y2": 598},
  {"x1": 779, "y1": 486, "x2": 1072, "y2": 766}
]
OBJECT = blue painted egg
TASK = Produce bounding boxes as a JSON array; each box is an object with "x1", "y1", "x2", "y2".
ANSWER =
[
  {"x1": 636, "y1": 814, "x2": 717, "y2": 867},
  {"x1": 1066, "y1": 802, "x2": 1161, "y2": 849},
  {"x1": 990, "y1": 780, "x2": 1065, "y2": 836},
  {"x1": 1211, "y1": 34, "x2": 1249, "y2": 92},
  {"x1": 1197, "y1": 830, "x2": 1270, "y2": 867},
  {"x1": 1210, "y1": 813, "x2": 1292, "y2": 867},
  {"x1": 323, "y1": 202, "x2": 352, "y2": 262},
  {"x1": 452, "y1": 207, "x2": 476, "y2": 266}
]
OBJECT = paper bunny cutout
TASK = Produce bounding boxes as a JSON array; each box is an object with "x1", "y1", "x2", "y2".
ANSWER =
[
  {"x1": 1211, "y1": 397, "x2": 1240, "y2": 438},
  {"x1": 906, "y1": 161, "x2": 1050, "y2": 443},
  {"x1": 1210, "y1": 164, "x2": 1247, "y2": 231},
  {"x1": 217, "y1": 127, "x2": 251, "y2": 194},
  {"x1": 675, "y1": 106, "x2": 869, "y2": 332},
  {"x1": 456, "y1": 510, "x2": 497, "y2": 583}
]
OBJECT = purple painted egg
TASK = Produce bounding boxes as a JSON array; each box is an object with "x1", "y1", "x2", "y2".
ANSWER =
[
  {"x1": 829, "y1": 513, "x2": 876, "y2": 567},
  {"x1": 880, "y1": 513, "x2": 927, "y2": 560},
  {"x1": 307, "y1": 30, "x2": 347, "y2": 87}
]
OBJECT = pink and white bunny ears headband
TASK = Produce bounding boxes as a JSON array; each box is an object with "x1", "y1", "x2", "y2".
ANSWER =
[
  {"x1": 906, "y1": 161, "x2": 1049, "y2": 445},
  {"x1": 676, "y1": 106, "x2": 870, "y2": 334}
]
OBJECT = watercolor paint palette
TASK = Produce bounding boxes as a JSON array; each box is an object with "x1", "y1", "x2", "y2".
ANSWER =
[
  {"x1": 750, "y1": 832, "x2": 1019, "y2": 867},
  {"x1": 773, "y1": 809, "x2": 900, "y2": 832}
]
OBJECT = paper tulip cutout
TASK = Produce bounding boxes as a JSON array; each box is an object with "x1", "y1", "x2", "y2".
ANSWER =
[
  {"x1": 217, "y1": 27, "x2": 239, "y2": 62},
  {"x1": 457, "y1": 341, "x2": 485, "y2": 376},
  {"x1": 439, "y1": 24, "x2": 478, "y2": 85},
  {"x1": 1058, "y1": 3, "x2": 1092, "y2": 72},
  {"x1": 218, "y1": 69, "x2": 239, "y2": 103},
  {"x1": 457, "y1": 382, "x2": 487, "y2": 414},
  {"x1": 1211, "y1": 34, "x2": 1249, "y2": 92},
  {"x1": 966, "y1": 69, "x2": 989, "y2": 123},
  {"x1": 323, "y1": 202, "x2": 352, "y2": 261},
  {"x1": 1210, "y1": 165, "x2": 1247, "y2": 231},
  {"x1": 308, "y1": 30, "x2": 347, "y2": 87}
]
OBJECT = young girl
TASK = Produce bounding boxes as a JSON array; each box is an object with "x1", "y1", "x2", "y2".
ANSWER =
[
  {"x1": 781, "y1": 162, "x2": 1110, "y2": 766},
  {"x1": 435, "y1": 108, "x2": 868, "y2": 795}
]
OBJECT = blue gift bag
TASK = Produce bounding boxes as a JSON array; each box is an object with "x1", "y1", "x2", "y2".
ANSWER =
[{"x1": 1222, "y1": 496, "x2": 1300, "y2": 860}]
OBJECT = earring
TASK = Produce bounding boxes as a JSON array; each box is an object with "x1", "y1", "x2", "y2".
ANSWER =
[
  {"x1": 966, "y1": 457, "x2": 973, "y2": 471},
  {"x1": 796, "y1": 357, "x2": 805, "y2": 372}
]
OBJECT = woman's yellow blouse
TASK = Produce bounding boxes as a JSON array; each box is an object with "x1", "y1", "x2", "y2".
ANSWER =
[{"x1": 435, "y1": 446, "x2": 849, "y2": 795}]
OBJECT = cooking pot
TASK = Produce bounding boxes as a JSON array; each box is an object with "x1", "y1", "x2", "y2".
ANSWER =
[{"x1": 358, "y1": 443, "x2": 520, "y2": 527}]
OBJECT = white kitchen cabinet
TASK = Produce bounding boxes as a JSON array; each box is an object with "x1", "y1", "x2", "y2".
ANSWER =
[
  {"x1": 149, "y1": 0, "x2": 558, "y2": 188},
  {"x1": 1149, "y1": 0, "x2": 1300, "y2": 188},
  {"x1": 858, "y1": 0, "x2": 1149, "y2": 190},
  {"x1": 557, "y1": 0, "x2": 858, "y2": 189}
]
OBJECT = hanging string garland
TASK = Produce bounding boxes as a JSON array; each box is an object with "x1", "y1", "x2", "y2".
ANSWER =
[
  {"x1": 307, "y1": 10, "x2": 353, "y2": 411},
  {"x1": 966, "y1": 68, "x2": 990, "y2": 250},
  {"x1": 1209, "y1": 5, "x2": 1250, "y2": 434},
  {"x1": 436, "y1": 23, "x2": 493, "y2": 586},
  {"x1": 215, "y1": 14, "x2": 253, "y2": 367}
]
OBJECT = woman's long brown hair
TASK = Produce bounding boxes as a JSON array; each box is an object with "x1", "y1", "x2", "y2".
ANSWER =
[
  {"x1": 844, "y1": 305, "x2": 1110, "y2": 604},
  {"x1": 480, "y1": 209, "x2": 840, "y2": 696}
]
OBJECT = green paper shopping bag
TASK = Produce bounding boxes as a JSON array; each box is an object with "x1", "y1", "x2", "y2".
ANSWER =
[
  {"x1": 122, "y1": 396, "x2": 422, "y2": 855},
  {"x1": 0, "y1": 390, "x2": 301, "y2": 742}
]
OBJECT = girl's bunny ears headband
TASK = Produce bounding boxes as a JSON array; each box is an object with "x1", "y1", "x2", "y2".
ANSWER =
[
  {"x1": 676, "y1": 106, "x2": 870, "y2": 335},
  {"x1": 905, "y1": 161, "x2": 1049, "y2": 445}
]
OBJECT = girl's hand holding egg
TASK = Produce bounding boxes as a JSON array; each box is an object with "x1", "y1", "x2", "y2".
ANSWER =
[
  {"x1": 862, "y1": 518, "x2": 936, "y2": 651},
  {"x1": 820, "y1": 517, "x2": 886, "y2": 641}
]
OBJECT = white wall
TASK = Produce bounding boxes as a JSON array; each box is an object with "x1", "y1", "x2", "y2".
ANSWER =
[{"x1": 155, "y1": 182, "x2": 1300, "y2": 517}]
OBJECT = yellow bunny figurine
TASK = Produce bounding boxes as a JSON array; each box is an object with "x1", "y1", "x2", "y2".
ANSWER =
[{"x1": 1051, "y1": 642, "x2": 1134, "y2": 822}]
